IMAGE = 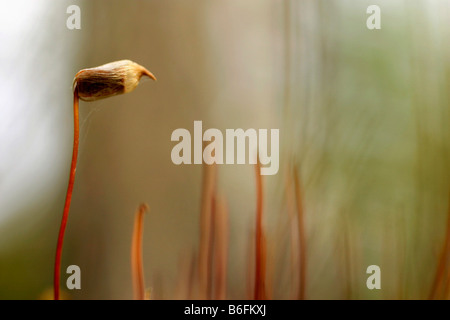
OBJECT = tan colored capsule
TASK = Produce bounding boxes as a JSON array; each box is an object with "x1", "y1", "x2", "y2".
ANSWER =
[{"x1": 73, "y1": 60, "x2": 156, "y2": 101}]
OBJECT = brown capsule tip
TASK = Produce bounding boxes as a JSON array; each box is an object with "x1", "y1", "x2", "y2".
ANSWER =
[
  {"x1": 73, "y1": 59, "x2": 156, "y2": 102},
  {"x1": 141, "y1": 68, "x2": 157, "y2": 81},
  {"x1": 138, "y1": 203, "x2": 150, "y2": 214}
]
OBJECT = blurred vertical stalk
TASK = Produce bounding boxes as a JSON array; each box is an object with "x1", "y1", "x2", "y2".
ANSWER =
[
  {"x1": 254, "y1": 161, "x2": 267, "y2": 300},
  {"x1": 212, "y1": 195, "x2": 229, "y2": 300},
  {"x1": 198, "y1": 160, "x2": 216, "y2": 299},
  {"x1": 131, "y1": 203, "x2": 149, "y2": 300}
]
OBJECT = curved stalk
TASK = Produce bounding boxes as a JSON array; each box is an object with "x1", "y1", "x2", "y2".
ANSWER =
[{"x1": 54, "y1": 85, "x2": 79, "y2": 300}]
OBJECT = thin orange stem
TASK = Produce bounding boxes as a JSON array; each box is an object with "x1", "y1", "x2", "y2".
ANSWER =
[
  {"x1": 131, "y1": 203, "x2": 149, "y2": 300},
  {"x1": 198, "y1": 159, "x2": 216, "y2": 299},
  {"x1": 213, "y1": 195, "x2": 228, "y2": 300},
  {"x1": 254, "y1": 161, "x2": 266, "y2": 300},
  {"x1": 54, "y1": 86, "x2": 79, "y2": 300}
]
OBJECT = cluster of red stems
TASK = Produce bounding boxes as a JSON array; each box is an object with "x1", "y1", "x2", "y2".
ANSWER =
[{"x1": 54, "y1": 60, "x2": 450, "y2": 300}]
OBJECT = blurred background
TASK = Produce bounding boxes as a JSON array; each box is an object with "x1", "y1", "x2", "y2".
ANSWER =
[{"x1": 0, "y1": 0, "x2": 449, "y2": 299}]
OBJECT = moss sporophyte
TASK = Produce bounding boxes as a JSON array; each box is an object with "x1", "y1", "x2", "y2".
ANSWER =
[{"x1": 54, "y1": 60, "x2": 156, "y2": 300}]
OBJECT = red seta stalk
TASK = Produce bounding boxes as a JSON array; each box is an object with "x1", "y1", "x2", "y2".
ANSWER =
[
  {"x1": 52, "y1": 60, "x2": 155, "y2": 300},
  {"x1": 54, "y1": 85, "x2": 79, "y2": 300},
  {"x1": 131, "y1": 204, "x2": 149, "y2": 300},
  {"x1": 254, "y1": 160, "x2": 266, "y2": 300}
]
